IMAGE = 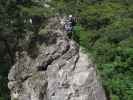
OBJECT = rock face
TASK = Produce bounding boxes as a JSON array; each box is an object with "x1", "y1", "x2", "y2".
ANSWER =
[{"x1": 8, "y1": 17, "x2": 106, "y2": 100}]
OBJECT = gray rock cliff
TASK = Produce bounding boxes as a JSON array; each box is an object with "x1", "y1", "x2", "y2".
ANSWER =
[{"x1": 8, "y1": 17, "x2": 107, "y2": 100}]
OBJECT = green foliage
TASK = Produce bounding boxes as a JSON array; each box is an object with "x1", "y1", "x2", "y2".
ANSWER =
[
  {"x1": 71, "y1": 1, "x2": 133, "y2": 100},
  {"x1": 52, "y1": 1, "x2": 133, "y2": 100},
  {"x1": 0, "y1": 63, "x2": 10, "y2": 100},
  {"x1": 0, "y1": 0, "x2": 32, "y2": 99},
  {"x1": 19, "y1": 5, "x2": 54, "y2": 17},
  {"x1": 0, "y1": 0, "x2": 133, "y2": 100}
]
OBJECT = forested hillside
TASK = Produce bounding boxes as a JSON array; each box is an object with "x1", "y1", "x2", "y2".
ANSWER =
[{"x1": 0, "y1": 0, "x2": 133, "y2": 100}]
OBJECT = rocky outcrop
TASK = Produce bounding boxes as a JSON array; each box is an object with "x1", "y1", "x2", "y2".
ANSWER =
[{"x1": 8, "y1": 17, "x2": 106, "y2": 100}]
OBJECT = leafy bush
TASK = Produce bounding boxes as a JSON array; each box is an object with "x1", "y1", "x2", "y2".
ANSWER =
[{"x1": 73, "y1": 2, "x2": 133, "y2": 99}]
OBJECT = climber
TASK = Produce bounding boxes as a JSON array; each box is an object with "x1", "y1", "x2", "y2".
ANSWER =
[
  {"x1": 64, "y1": 15, "x2": 76, "y2": 38},
  {"x1": 64, "y1": 20, "x2": 73, "y2": 33}
]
